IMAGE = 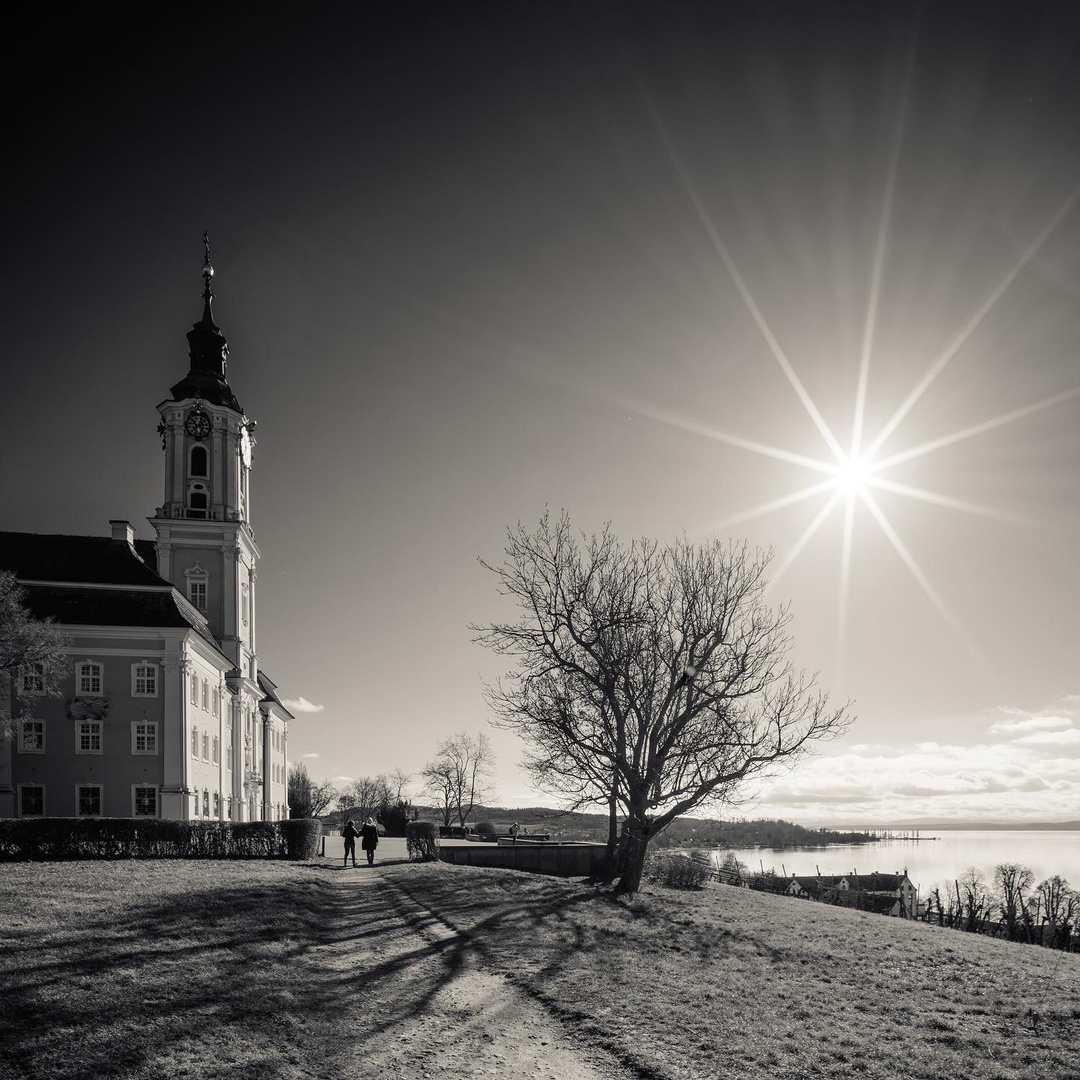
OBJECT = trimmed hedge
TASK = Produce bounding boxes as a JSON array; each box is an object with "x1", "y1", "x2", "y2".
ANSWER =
[
  {"x1": 0, "y1": 817, "x2": 322, "y2": 861},
  {"x1": 405, "y1": 820, "x2": 440, "y2": 862}
]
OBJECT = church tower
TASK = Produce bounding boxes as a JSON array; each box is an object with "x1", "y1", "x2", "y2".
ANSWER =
[
  {"x1": 150, "y1": 236, "x2": 259, "y2": 685},
  {"x1": 150, "y1": 237, "x2": 276, "y2": 821}
]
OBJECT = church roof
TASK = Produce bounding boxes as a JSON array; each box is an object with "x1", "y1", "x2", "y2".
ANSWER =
[
  {"x1": 258, "y1": 670, "x2": 295, "y2": 719},
  {"x1": 19, "y1": 583, "x2": 217, "y2": 643},
  {"x1": 0, "y1": 532, "x2": 166, "y2": 586},
  {"x1": 0, "y1": 531, "x2": 220, "y2": 649}
]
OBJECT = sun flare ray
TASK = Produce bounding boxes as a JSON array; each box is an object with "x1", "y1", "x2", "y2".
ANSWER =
[
  {"x1": 859, "y1": 488, "x2": 988, "y2": 668},
  {"x1": 837, "y1": 491, "x2": 858, "y2": 678},
  {"x1": 695, "y1": 478, "x2": 838, "y2": 537},
  {"x1": 866, "y1": 476, "x2": 1051, "y2": 531},
  {"x1": 851, "y1": 27, "x2": 916, "y2": 459},
  {"x1": 866, "y1": 184, "x2": 1080, "y2": 459},
  {"x1": 869, "y1": 385, "x2": 1080, "y2": 472},
  {"x1": 766, "y1": 489, "x2": 844, "y2": 593},
  {"x1": 621, "y1": 398, "x2": 838, "y2": 475},
  {"x1": 644, "y1": 98, "x2": 847, "y2": 464}
]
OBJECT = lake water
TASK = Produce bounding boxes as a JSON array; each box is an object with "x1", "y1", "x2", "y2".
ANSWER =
[{"x1": 708, "y1": 830, "x2": 1079, "y2": 893}]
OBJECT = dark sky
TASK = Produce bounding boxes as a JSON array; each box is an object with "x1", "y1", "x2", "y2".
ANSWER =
[{"x1": 3, "y1": 2, "x2": 1079, "y2": 820}]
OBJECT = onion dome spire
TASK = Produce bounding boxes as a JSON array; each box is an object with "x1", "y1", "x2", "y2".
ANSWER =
[
  {"x1": 170, "y1": 231, "x2": 242, "y2": 411},
  {"x1": 200, "y1": 230, "x2": 217, "y2": 327}
]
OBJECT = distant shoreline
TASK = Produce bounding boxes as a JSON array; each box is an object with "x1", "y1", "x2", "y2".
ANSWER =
[{"x1": 835, "y1": 821, "x2": 1080, "y2": 832}]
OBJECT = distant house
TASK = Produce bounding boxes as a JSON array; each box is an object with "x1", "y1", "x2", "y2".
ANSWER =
[{"x1": 786, "y1": 871, "x2": 917, "y2": 918}]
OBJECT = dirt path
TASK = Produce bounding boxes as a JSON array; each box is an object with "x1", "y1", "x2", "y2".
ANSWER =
[{"x1": 313, "y1": 866, "x2": 630, "y2": 1080}]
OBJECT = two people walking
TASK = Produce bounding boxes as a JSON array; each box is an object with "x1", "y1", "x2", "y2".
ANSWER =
[{"x1": 341, "y1": 817, "x2": 380, "y2": 867}]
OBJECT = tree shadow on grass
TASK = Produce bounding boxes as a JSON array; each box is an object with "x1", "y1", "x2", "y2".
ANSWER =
[{"x1": 0, "y1": 863, "x2": 612, "y2": 1080}]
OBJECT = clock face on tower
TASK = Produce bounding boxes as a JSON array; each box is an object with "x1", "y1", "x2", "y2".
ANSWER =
[{"x1": 185, "y1": 412, "x2": 211, "y2": 439}]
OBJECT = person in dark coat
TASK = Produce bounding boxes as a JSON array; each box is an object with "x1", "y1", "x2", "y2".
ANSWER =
[
  {"x1": 360, "y1": 817, "x2": 379, "y2": 865},
  {"x1": 341, "y1": 819, "x2": 360, "y2": 867}
]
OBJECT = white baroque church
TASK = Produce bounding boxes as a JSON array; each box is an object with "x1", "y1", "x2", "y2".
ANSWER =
[{"x1": 0, "y1": 246, "x2": 293, "y2": 822}]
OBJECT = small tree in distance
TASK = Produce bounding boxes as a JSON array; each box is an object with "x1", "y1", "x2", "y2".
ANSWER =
[
  {"x1": 287, "y1": 763, "x2": 338, "y2": 819},
  {"x1": 474, "y1": 512, "x2": 851, "y2": 894},
  {"x1": 421, "y1": 732, "x2": 496, "y2": 827}
]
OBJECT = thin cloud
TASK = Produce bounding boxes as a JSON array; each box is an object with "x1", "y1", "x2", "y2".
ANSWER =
[
  {"x1": 302, "y1": 752, "x2": 320, "y2": 759},
  {"x1": 1011, "y1": 728, "x2": 1080, "y2": 748},
  {"x1": 283, "y1": 696, "x2": 325, "y2": 714},
  {"x1": 331, "y1": 775, "x2": 354, "y2": 784},
  {"x1": 989, "y1": 714, "x2": 1073, "y2": 734}
]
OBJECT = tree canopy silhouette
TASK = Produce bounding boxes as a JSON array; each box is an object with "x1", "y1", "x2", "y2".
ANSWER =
[{"x1": 475, "y1": 512, "x2": 851, "y2": 894}]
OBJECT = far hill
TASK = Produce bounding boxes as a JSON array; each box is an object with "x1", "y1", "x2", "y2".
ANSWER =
[{"x1": 403, "y1": 805, "x2": 875, "y2": 848}]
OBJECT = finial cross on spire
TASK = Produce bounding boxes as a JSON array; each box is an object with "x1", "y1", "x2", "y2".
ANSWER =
[{"x1": 200, "y1": 230, "x2": 216, "y2": 314}]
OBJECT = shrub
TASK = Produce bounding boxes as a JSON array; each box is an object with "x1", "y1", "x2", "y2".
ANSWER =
[
  {"x1": 474, "y1": 820, "x2": 497, "y2": 839},
  {"x1": 0, "y1": 818, "x2": 307, "y2": 861},
  {"x1": 377, "y1": 800, "x2": 412, "y2": 837},
  {"x1": 644, "y1": 853, "x2": 711, "y2": 889},
  {"x1": 280, "y1": 818, "x2": 322, "y2": 859},
  {"x1": 406, "y1": 820, "x2": 440, "y2": 862}
]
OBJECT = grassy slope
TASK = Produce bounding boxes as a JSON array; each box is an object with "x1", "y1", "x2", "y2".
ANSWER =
[
  {"x1": 1, "y1": 861, "x2": 1077, "y2": 1080},
  {"x1": 393, "y1": 865, "x2": 1080, "y2": 1080}
]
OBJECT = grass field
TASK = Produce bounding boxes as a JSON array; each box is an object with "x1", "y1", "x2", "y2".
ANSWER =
[{"x1": 1, "y1": 859, "x2": 1077, "y2": 1080}]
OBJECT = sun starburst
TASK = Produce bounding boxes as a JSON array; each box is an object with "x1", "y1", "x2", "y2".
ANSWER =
[{"x1": 637, "y1": 75, "x2": 1080, "y2": 675}]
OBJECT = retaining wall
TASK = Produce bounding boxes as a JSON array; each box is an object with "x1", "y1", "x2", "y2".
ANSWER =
[{"x1": 439, "y1": 841, "x2": 607, "y2": 876}]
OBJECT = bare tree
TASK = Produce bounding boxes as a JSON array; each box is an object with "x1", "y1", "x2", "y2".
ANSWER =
[
  {"x1": 387, "y1": 768, "x2": 412, "y2": 803},
  {"x1": 287, "y1": 762, "x2": 338, "y2": 819},
  {"x1": 474, "y1": 512, "x2": 850, "y2": 893},
  {"x1": 0, "y1": 571, "x2": 70, "y2": 737},
  {"x1": 421, "y1": 757, "x2": 456, "y2": 826},
  {"x1": 1035, "y1": 875, "x2": 1077, "y2": 949},
  {"x1": 340, "y1": 775, "x2": 391, "y2": 824},
  {"x1": 994, "y1": 862, "x2": 1035, "y2": 941},
  {"x1": 957, "y1": 867, "x2": 992, "y2": 933},
  {"x1": 422, "y1": 732, "x2": 496, "y2": 827}
]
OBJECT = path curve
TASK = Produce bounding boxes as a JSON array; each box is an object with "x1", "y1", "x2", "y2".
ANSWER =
[{"x1": 327, "y1": 867, "x2": 633, "y2": 1080}]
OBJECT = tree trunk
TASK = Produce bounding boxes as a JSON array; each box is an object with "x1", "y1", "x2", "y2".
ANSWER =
[
  {"x1": 616, "y1": 814, "x2": 651, "y2": 894},
  {"x1": 605, "y1": 779, "x2": 619, "y2": 870}
]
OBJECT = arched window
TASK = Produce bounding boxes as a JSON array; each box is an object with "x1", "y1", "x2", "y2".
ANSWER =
[
  {"x1": 188, "y1": 482, "x2": 209, "y2": 519},
  {"x1": 190, "y1": 445, "x2": 208, "y2": 478}
]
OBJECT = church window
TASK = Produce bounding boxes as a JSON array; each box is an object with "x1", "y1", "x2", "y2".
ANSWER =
[
  {"x1": 212, "y1": 687, "x2": 219, "y2": 717},
  {"x1": 19, "y1": 784, "x2": 45, "y2": 817},
  {"x1": 188, "y1": 482, "x2": 209, "y2": 519},
  {"x1": 213, "y1": 791, "x2": 220, "y2": 816},
  {"x1": 212, "y1": 736, "x2": 219, "y2": 765},
  {"x1": 190, "y1": 445, "x2": 209, "y2": 478},
  {"x1": 75, "y1": 721, "x2": 102, "y2": 754},
  {"x1": 203, "y1": 789, "x2": 210, "y2": 816},
  {"x1": 132, "y1": 722, "x2": 158, "y2": 755},
  {"x1": 77, "y1": 661, "x2": 103, "y2": 696},
  {"x1": 201, "y1": 679, "x2": 209, "y2": 710},
  {"x1": 190, "y1": 673, "x2": 198, "y2": 705},
  {"x1": 133, "y1": 785, "x2": 158, "y2": 817},
  {"x1": 185, "y1": 563, "x2": 209, "y2": 611},
  {"x1": 191, "y1": 726, "x2": 199, "y2": 757},
  {"x1": 19, "y1": 720, "x2": 46, "y2": 753},
  {"x1": 202, "y1": 732, "x2": 210, "y2": 760},
  {"x1": 131, "y1": 663, "x2": 158, "y2": 697},
  {"x1": 77, "y1": 785, "x2": 103, "y2": 816},
  {"x1": 21, "y1": 663, "x2": 46, "y2": 695}
]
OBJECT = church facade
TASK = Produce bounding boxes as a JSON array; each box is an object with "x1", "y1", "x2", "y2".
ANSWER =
[{"x1": 0, "y1": 249, "x2": 293, "y2": 822}]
